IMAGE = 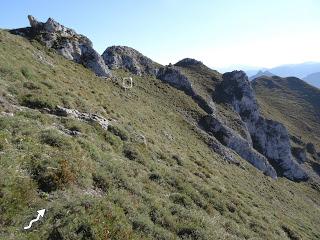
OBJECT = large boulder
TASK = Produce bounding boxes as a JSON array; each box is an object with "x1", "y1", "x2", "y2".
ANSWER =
[
  {"x1": 215, "y1": 71, "x2": 308, "y2": 181},
  {"x1": 11, "y1": 15, "x2": 111, "y2": 77},
  {"x1": 102, "y1": 46, "x2": 160, "y2": 76}
]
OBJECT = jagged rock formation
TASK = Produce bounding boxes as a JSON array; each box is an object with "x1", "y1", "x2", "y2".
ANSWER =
[
  {"x1": 156, "y1": 61, "x2": 307, "y2": 180},
  {"x1": 157, "y1": 66, "x2": 193, "y2": 93},
  {"x1": 102, "y1": 46, "x2": 160, "y2": 76},
  {"x1": 157, "y1": 64, "x2": 214, "y2": 114},
  {"x1": 200, "y1": 114, "x2": 277, "y2": 178},
  {"x1": 214, "y1": 71, "x2": 308, "y2": 181},
  {"x1": 10, "y1": 15, "x2": 111, "y2": 77}
]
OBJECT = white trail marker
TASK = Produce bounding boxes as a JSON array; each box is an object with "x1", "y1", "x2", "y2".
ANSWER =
[{"x1": 24, "y1": 209, "x2": 46, "y2": 230}]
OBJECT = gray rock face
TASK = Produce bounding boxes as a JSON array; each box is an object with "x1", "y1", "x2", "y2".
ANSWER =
[
  {"x1": 102, "y1": 46, "x2": 159, "y2": 76},
  {"x1": 157, "y1": 66, "x2": 193, "y2": 93},
  {"x1": 157, "y1": 65, "x2": 213, "y2": 114},
  {"x1": 306, "y1": 142, "x2": 316, "y2": 154},
  {"x1": 215, "y1": 71, "x2": 308, "y2": 181},
  {"x1": 200, "y1": 114, "x2": 277, "y2": 178},
  {"x1": 292, "y1": 147, "x2": 307, "y2": 163},
  {"x1": 13, "y1": 15, "x2": 111, "y2": 77}
]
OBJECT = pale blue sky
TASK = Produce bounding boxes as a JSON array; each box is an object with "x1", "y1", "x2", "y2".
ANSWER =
[{"x1": 1, "y1": 0, "x2": 319, "y2": 70}]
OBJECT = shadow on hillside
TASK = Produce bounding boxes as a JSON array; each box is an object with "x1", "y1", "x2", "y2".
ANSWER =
[{"x1": 311, "y1": 161, "x2": 320, "y2": 176}]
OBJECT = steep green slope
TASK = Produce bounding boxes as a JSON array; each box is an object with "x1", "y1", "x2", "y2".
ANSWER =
[
  {"x1": 1, "y1": 30, "x2": 320, "y2": 240},
  {"x1": 253, "y1": 76, "x2": 320, "y2": 149}
]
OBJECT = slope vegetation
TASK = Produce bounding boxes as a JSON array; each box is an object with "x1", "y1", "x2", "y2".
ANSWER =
[
  {"x1": 0, "y1": 30, "x2": 319, "y2": 240},
  {"x1": 253, "y1": 76, "x2": 320, "y2": 148}
]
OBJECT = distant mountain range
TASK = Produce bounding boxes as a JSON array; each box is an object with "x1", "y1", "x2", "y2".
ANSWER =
[
  {"x1": 249, "y1": 70, "x2": 275, "y2": 80},
  {"x1": 246, "y1": 62, "x2": 320, "y2": 88},
  {"x1": 303, "y1": 72, "x2": 320, "y2": 88}
]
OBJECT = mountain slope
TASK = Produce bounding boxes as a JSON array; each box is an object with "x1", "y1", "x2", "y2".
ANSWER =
[
  {"x1": 249, "y1": 70, "x2": 275, "y2": 80},
  {"x1": 303, "y1": 72, "x2": 320, "y2": 88},
  {"x1": 253, "y1": 76, "x2": 320, "y2": 148},
  {"x1": 0, "y1": 23, "x2": 320, "y2": 240},
  {"x1": 253, "y1": 76, "x2": 320, "y2": 181}
]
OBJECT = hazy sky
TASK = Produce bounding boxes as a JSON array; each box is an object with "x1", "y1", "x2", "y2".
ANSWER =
[{"x1": 1, "y1": 0, "x2": 320, "y2": 70}]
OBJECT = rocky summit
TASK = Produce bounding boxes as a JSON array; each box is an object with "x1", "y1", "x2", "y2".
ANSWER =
[
  {"x1": 1, "y1": 15, "x2": 320, "y2": 240},
  {"x1": 10, "y1": 15, "x2": 111, "y2": 77},
  {"x1": 102, "y1": 46, "x2": 160, "y2": 76},
  {"x1": 175, "y1": 58, "x2": 204, "y2": 67}
]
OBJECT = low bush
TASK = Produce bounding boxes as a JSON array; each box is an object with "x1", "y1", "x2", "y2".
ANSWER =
[
  {"x1": 108, "y1": 125, "x2": 129, "y2": 141},
  {"x1": 92, "y1": 174, "x2": 109, "y2": 192},
  {"x1": 21, "y1": 67, "x2": 34, "y2": 79},
  {"x1": 31, "y1": 159, "x2": 76, "y2": 192},
  {"x1": 20, "y1": 93, "x2": 56, "y2": 109},
  {"x1": 40, "y1": 129, "x2": 69, "y2": 148}
]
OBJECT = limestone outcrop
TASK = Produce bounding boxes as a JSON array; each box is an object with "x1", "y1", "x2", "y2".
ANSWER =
[
  {"x1": 11, "y1": 15, "x2": 111, "y2": 77},
  {"x1": 214, "y1": 71, "x2": 308, "y2": 181},
  {"x1": 157, "y1": 65, "x2": 214, "y2": 114},
  {"x1": 200, "y1": 114, "x2": 277, "y2": 178},
  {"x1": 102, "y1": 46, "x2": 160, "y2": 76}
]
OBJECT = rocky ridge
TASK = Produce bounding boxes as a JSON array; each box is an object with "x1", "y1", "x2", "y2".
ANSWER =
[
  {"x1": 102, "y1": 46, "x2": 160, "y2": 76},
  {"x1": 157, "y1": 64, "x2": 214, "y2": 114},
  {"x1": 10, "y1": 15, "x2": 111, "y2": 77},
  {"x1": 213, "y1": 71, "x2": 307, "y2": 180},
  {"x1": 157, "y1": 62, "x2": 308, "y2": 180}
]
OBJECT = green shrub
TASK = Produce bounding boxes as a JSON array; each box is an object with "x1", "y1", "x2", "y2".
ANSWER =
[
  {"x1": 281, "y1": 225, "x2": 301, "y2": 240},
  {"x1": 20, "y1": 93, "x2": 56, "y2": 109},
  {"x1": 60, "y1": 118, "x2": 83, "y2": 132},
  {"x1": 123, "y1": 144, "x2": 143, "y2": 163},
  {"x1": 108, "y1": 125, "x2": 129, "y2": 141},
  {"x1": 169, "y1": 193, "x2": 193, "y2": 208},
  {"x1": 212, "y1": 201, "x2": 226, "y2": 215},
  {"x1": 31, "y1": 159, "x2": 76, "y2": 192},
  {"x1": 21, "y1": 67, "x2": 34, "y2": 79},
  {"x1": 104, "y1": 132, "x2": 123, "y2": 151},
  {"x1": 177, "y1": 227, "x2": 205, "y2": 240},
  {"x1": 40, "y1": 129, "x2": 69, "y2": 148},
  {"x1": 92, "y1": 174, "x2": 109, "y2": 192},
  {"x1": 41, "y1": 80, "x2": 54, "y2": 89},
  {"x1": 149, "y1": 172, "x2": 162, "y2": 183},
  {"x1": 23, "y1": 81, "x2": 40, "y2": 90},
  {"x1": 131, "y1": 214, "x2": 153, "y2": 235},
  {"x1": 172, "y1": 154, "x2": 184, "y2": 166}
]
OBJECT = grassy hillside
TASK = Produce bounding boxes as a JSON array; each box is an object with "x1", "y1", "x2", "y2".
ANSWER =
[
  {"x1": 252, "y1": 76, "x2": 320, "y2": 149},
  {"x1": 1, "y1": 30, "x2": 320, "y2": 240}
]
